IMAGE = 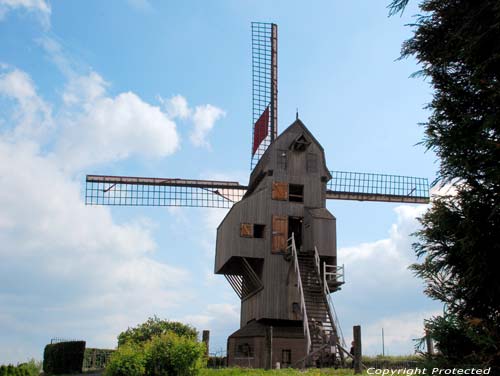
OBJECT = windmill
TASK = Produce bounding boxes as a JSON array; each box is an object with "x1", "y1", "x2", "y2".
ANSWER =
[{"x1": 85, "y1": 22, "x2": 429, "y2": 368}]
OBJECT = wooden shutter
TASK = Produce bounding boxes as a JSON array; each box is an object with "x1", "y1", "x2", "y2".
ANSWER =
[
  {"x1": 240, "y1": 223, "x2": 253, "y2": 238},
  {"x1": 272, "y1": 182, "x2": 288, "y2": 201},
  {"x1": 272, "y1": 215, "x2": 288, "y2": 253}
]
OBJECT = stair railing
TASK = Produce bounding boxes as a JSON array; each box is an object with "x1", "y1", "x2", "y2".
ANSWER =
[
  {"x1": 287, "y1": 233, "x2": 312, "y2": 357},
  {"x1": 314, "y1": 246, "x2": 347, "y2": 350}
]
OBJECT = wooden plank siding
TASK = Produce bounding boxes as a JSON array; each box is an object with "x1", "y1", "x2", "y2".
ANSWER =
[{"x1": 215, "y1": 119, "x2": 338, "y2": 327}]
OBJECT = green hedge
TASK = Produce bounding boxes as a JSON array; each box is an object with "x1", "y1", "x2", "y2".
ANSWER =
[{"x1": 43, "y1": 341, "x2": 86, "y2": 374}]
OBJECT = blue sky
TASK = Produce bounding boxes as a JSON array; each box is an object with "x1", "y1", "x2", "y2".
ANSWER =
[{"x1": 0, "y1": 0, "x2": 443, "y2": 363}]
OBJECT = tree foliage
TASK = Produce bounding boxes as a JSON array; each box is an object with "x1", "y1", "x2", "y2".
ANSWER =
[
  {"x1": 106, "y1": 331, "x2": 205, "y2": 376},
  {"x1": 145, "y1": 332, "x2": 206, "y2": 376},
  {"x1": 118, "y1": 316, "x2": 198, "y2": 347},
  {"x1": 105, "y1": 343, "x2": 146, "y2": 376},
  {"x1": 389, "y1": 0, "x2": 500, "y2": 366}
]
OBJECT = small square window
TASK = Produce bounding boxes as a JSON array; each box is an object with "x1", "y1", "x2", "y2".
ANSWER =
[
  {"x1": 272, "y1": 182, "x2": 289, "y2": 201},
  {"x1": 240, "y1": 223, "x2": 265, "y2": 238},
  {"x1": 237, "y1": 342, "x2": 254, "y2": 357},
  {"x1": 277, "y1": 150, "x2": 287, "y2": 170},
  {"x1": 240, "y1": 223, "x2": 253, "y2": 237},
  {"x1": 282, "y1": 349, "x2": 291, "y2": 366},
  {"x1": 253, "y1": 224, "x2": 265, "y2": 238},
  {"x1": 289, "y1": 184, "x2": 304, "y2": 202}
]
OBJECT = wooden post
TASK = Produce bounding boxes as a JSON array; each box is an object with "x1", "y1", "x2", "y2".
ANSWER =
[
  {"x1": 353, "y1": 325, "x2": 362, "y2": 374},
  {"x1": 202, "y1": 330, "x2": 210, "y2": 357},
  {"x1": 426, "y1": 330, "x2": 434, "y2": 356},
  {"x1": 265, "y1": 326, "x2": 273, "y2": 369}
]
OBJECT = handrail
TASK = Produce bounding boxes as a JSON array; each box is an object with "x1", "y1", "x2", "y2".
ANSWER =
[
  {"x1": 313, "y1": 246, "x2": 321, "y2": 277},
  {"x1": 287, "y1": 234, "x2": 312, "y2": 357},
  {"x1": 325, "y1": 282, "x2": 346, "y2": 348},
  {"x1": 313, "y1": 247, "x2": 347, "y2": 350},
  {"x1": 324, "y1": 264, "x2": 345, "y2": 285}
]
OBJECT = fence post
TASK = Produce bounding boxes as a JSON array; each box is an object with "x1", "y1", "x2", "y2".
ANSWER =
[{"x1": 353, "y1": 325, "x2": 362, "y2": 374}]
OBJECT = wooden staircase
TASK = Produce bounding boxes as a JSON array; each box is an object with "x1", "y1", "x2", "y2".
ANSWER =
[
  {"x1": 288, "y1": 234, "x2": 348, "y2": 368},
  {"x1": 297, "y1": 252, "x2": 345, "y2": 367}
]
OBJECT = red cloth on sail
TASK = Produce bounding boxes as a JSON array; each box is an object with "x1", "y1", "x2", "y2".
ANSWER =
[{"x1": 252, "y1": 106, "x2": 269, "y2": 155}]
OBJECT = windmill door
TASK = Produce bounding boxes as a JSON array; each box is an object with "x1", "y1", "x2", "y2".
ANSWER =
[{"x1": 272, "y1": 215, "x2": 288, "y2": 253}]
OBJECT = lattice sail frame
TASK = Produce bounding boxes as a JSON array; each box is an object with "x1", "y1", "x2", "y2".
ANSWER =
[
  {"x1": 251, "y1": 22, "x2": 277, "y2": 169},
  {"x1": 327, "y1": 171, "x2": 429, "y2": 203},
  {"x1": 85, "y1": 171, "x2": 429, "y2": 208},
  {"x1": 85, "y1": 175, "x2": 246, "y2": 208}
]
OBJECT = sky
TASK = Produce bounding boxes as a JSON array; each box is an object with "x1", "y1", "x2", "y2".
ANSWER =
[{"x1": 0, "y1": 0, "x2": 444, "y2": 364}]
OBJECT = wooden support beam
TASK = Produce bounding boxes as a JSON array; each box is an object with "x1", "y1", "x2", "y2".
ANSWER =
[
  {"x1": 202, "y1": 330, "x2": 210, "y2": 357},
  {"x1": 353, "y1": 325, "x2": 362, "y2": 374},
  {"x1": 265, "y1": 326, "x2": 273, "y2": 370}
]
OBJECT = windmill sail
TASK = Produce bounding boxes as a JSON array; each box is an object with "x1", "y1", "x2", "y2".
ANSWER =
[
  {"x1": 327, "y1": 171, "x2": 430, "y2": 203},
  {"x1": 251, "y1": 22, "x2": 277, "y2": 169},
  {"x1": 252, "y1": 106, "x2": 269, "y2": 154},
  {"x1": 85, "y1": 175, "x2": 246, "y2": 208},
  {"x1": 86, "y1": 170, "x2": 429, "y2": 209}
]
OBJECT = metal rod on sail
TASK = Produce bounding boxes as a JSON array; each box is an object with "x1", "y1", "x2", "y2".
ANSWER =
[{"x1": 270, "y1": 23, "x2": 278, "y2": 142}]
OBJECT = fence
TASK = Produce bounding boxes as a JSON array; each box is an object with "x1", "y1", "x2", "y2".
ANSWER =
[{"x1": 82, "y1": 348, "x2": 115, "y2": 371}]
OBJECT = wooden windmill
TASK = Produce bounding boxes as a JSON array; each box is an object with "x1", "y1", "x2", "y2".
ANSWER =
[{"x1": 85, "y1": 22, "x2": 430, "y2": 368}]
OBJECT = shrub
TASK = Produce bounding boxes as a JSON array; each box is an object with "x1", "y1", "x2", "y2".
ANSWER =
[
  {"x1": 104, "y1": 343, "x2": 145, "y2": 376},
  {"x1": 17, "y1": 360, "x2": 41, "y2": 376},
  {"x1": 145, "y1": 332, "x2": 206, "y2": 376},
  {"x1": 0, "y1": 361, "x2": 39, "y2": 376},
  {"x1": 43, "y1": 341, "x2": 86, "y2": 374},
  {"x1": 118, "y1": 316, "x2": 198, "y2": 346}
]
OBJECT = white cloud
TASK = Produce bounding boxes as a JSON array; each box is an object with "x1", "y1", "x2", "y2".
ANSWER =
[
  {"x1": 160, "y1": 94, "x2": 191, "y2": 120},
  {"x1": 181, "y1": 303, "x2": 240, "y2": 351},
  {"x1": 0, "y1": 68, "x2": 53, "y2": 142},
  {"x1": 0, "y1": 0, "x2": 51, "y2": 28},
  {"x1": 335, "y1": 204, "x2": 442, "y2": 355},
  {"x1": 37, "y1": 36, "x2": 74, "y2": 77},
  {"x1": 339, "y1": 205, "x2": 427, "y2": 280},
  {"x1": 363, "y1": 310, "x2": 441, "y2": 355},
  {"x1": 159, "y1": 95, "x2": 225, "y2": 148},
  {"x1": 55, "y1": 72, "x2": 180, "y2": 171},
  {"x1": 62, "y1": 71, "x2": 108, "y2": 107},
  {"x1": 190, "y1": 104, "x2": 225, "y2": 148},
  {"x1": 0, "y1": 138, "x2": 190, "y2": 362},
  {"x1": 0, "y1": 63, "x2": 227, "y2": 363},
  {"x1": 430, "y1": 181, "x2": 459, "y2": 198}
]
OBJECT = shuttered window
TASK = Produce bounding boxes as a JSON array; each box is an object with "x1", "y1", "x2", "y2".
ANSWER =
[
  {"x1": 272, "y1": 182, "x2": 288, "y2": 201},
  {"x1": 272, "y1": 215, "x2": 288, "y2": 253},
  {"x1": 240, "y1": 223, "x2": 265, "y2": 238},
  {"x1": 240, "y1": 223, "x2": 253, "y2": 238}
]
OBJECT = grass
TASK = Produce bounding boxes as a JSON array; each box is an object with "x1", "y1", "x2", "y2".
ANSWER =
[
  {"x1": 200, "y1": 369, "x2": 362, "y2": 376},
  {"x1": 199, "y1": 355, "x2": 422, "y2": 375}
]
